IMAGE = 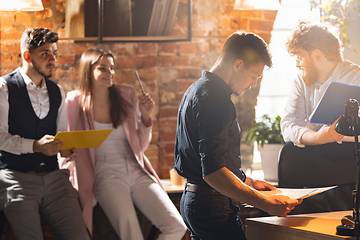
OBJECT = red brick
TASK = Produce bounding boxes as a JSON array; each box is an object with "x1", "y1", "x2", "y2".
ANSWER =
[
  {"x1": 35, "y1": 8, "x2": 53, "y2": 20},
  {"x1": 178, "y1": 79, "x2": 195, "y2": 92},
  {"x1": 165, "y1": 155, "x2": 176, "y2": 168},
  {"x1": 263, "y1": 10, "x2": 278, "y2": 20},
  {"x1": 178, "y1": 68, "x2": 201, "y2": 78},
  {"x1": 145, "y1": 145, "x2": 159, "y2": 159},
  {"x1": 35, "y1": 22, "x2": 53, "y2": 30},
  {"x1": 1, "y1": 42, "x2": 15, "y2": 55},
  {"x1": 14, "y1": 12, "x2": 32, "y2": 25},
  {"x1": 160, "y1": 42, "x2": 178, "y2": 54},
  {"x1": 231, "y1": 18, "x2": 249, "y2": 31},
  {"x1": 115, "y1": 56, "x2": 158, "y2": 69},
  {"x1": 238, "y1": 10, "x2": 262, "y2": 19},
  {"x1": 138, "y1": 43, "x2": 158, "y2": 55},
  {"x1": 159, "y1": 131, "x2": 176, "y2": 142},
  {"x1": 249, "y1": 19, "x2": 275, "y2": 32},
  {"x1": 13, "y1": 42, "x2": 21, "y2": 54},
  {"x1": 54, "y1": 67, "x2": 76, "y2": 82},
  {"x1": 253, "y1": 32, "x2": 271, "y2": 43},
  {"x1": 1, "y1": 15, "x2": 15, "y2": 29},
  {"x1": 2, "y1": 28, "x2": 23, "y2": 41},
  {"x1": 151, "y1": 132, "x2": 159, "y2": 145},
  {"x1": 219, "y1": 29, "x2": 235, "y2": 38},
  {"x1": 73, "y1": 43, "x2": 96, "y2": 55},
  {"x1": 159, "y1": 107, "x2": 178, "y2": 118},
  {"x1": 159, "y1": 118, "x2": 177, "y2": 132},
  {"x1": 191, "y1": 30, "x2": 209, "y2": 37},
  {"x1": 208, "y1": 41, "x2": 224, "y2": 54},
  {"x1": 57, "y1": 80, "x2": 78, "y2": 93},
  {"x1": 109, "y1": 43, "x2": 137, "y2": 57},
  {"x1": 42, "y1": 0, "x2": 52, "y2": 6},
  {"x1": 160, "y1": 56, "x2": 188, "y2": 67},
  {"x1": 56, "y1": 1, "x2": 66, "y2": 13},
  {"x1": 56, "y1": 27, "x2": 65, "y2": 38},
  {"x1": 164, "y1": 143, "x2": 175, "y2": 155},
  {"x1": 160, "y1": 168, "x2": 171, "y2": 179},
  {"x1": 222, "y1": 0, "x2": 236, "y2": 4},
  {"x1": 160, "y1": 55, "x2": 202, "y2": 67},
  {"x1": 56, "y1": 56, "x2": 74, "y2": 66},
  {"x1": 1, "y1": 55, "x2": 21, "y2": 69},
  {"x1": 219, "y1": 16, "x2": 231, "y2": 29},
  {"x1": 135, "y1": 68, "x2": 157, "y2": 81},
  {"x1": 179, "y1": 42, "x2": 197, "y2": 54},
  {"x1": 159, "y1": 89, "x2": 178, "y2": 106},
  {"x1": 196, "y1": 41, "x2": 210, "y2": 55},
  {"x1": 1, "y1": 68, "x2": 15, "y2": 76},
  {"x1": 57, "y1": 41, "x2": 77, "y2": 56}
]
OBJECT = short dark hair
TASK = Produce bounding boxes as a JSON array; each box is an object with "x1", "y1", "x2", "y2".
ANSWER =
[
  {"x1": 220, "y1": 31, "x2": 272, "y2": 68},
  {"x1": 20, "y1": 27, "x2": 58, "y2": 53},
  {"x1": 286, "y1": 23, "x2": 343, "y2": 62}
]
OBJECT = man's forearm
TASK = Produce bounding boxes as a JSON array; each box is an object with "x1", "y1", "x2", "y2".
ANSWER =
[{"x1": 203, "y1": 167, "x2": 269, "y2": 212}]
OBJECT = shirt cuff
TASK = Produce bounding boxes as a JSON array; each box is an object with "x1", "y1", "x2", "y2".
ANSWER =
[{"x1": 22, "y1": 139, "x2": 34, "y2": 154}]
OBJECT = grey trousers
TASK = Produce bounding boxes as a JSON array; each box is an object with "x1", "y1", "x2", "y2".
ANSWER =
[{"x1": 0, "y1": 169, "x2": 90, "y2": 240}]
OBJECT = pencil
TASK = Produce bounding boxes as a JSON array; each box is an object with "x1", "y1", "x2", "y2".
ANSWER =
[{"x1": 135, "y1": 71, "x2": 145, "y2": 95}]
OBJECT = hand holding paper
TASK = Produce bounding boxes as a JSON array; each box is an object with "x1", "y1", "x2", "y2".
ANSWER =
[
  {"x1": 260, "y1": 185, "x2": 337, "y2": 200},
  {"x1": 34, "y1": 134, "x2": 63, "y2": 156}
]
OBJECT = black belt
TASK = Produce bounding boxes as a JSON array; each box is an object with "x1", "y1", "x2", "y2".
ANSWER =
[{"x1": 185, "y1": 183, "x2": 223, "y2": 195}]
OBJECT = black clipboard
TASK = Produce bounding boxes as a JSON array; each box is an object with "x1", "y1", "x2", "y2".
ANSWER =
[{"x1": 309, "y1": 81, "x2": 360, "y2": 125}]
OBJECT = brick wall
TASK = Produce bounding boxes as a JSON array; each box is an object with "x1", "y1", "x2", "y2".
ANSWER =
[{"x1": 0, "y1": 0, "x2": 277, "y2": 178}]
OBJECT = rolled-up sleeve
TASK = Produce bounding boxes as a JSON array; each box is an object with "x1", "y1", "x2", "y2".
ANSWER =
[
  {"x1": 281, "y1": 76, "x2": 310, "y2": 146},
  {"x1": 196, "y1": 95, "x2": 233, "y2": 177}
]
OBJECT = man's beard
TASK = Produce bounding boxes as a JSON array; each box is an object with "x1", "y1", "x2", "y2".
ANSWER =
[
  {"x1": 302, "y1": 65, "x2": 318, "y2": 86},
  {"x1": 32, "y1": 60, "x2": 53, "y2": 79}
]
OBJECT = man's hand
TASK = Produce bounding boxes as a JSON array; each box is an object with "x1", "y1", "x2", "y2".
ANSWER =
[
  {"x1": 265, "y1": 195, "x2": 302, "y2": 217},
  {"x1": 300, "y1": 117, "x2": 344, "y2": 145},
  {"x1": 245, "y1": 177, "x2": 276, "y2": 191},
  {"x1": 33, "y1": 134, "x2": 63, "y2": 156}
]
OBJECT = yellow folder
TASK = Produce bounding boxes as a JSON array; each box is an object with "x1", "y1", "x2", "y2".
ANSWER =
[{"x1": 54, "y1": 129, "x2": 113, "y2": 150}]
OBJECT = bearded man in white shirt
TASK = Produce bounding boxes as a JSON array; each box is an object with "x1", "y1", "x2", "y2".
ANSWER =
[
  {"x1": 281, "y1": 23, "x2": 360, "y2": 146},
  {"x1": 0, "y1": 27, "x2": 89, "y2": 240},
  {"x1": 279, "y1": 23, "x2": 360, "y2": 214}
]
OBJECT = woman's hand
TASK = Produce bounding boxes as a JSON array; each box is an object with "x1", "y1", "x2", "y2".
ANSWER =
[
  {"x1": 60, "y1": 149, "x2": 76, "y2": 163},
  {"x1": 139, "y1": 93, "x2": 155, "y2": 126}
]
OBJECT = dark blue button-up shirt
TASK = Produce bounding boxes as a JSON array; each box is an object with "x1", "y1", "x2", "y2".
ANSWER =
[{"x1": 175, "y1": 71, "x2": 246, "y2": 186}]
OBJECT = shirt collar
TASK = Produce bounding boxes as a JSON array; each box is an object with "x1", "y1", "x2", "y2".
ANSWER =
[
  {"x1": 19, "y1": 67, "x2": 46, "y2": 88},
  {"x1": 202, "y1": 70, "x2": 233, "y2": 96}
]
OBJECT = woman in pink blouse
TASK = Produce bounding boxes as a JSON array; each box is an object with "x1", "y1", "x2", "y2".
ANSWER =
[{"x1": 64, "y1": 48, "x2": 186, "y2": 240}]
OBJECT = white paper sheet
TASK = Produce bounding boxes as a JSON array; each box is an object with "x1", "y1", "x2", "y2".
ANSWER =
[{"x1": 259, "y1": 185, "x2": 337, "y2": 200}]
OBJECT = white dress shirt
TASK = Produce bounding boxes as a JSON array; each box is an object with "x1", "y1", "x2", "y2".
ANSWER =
[
  {"x1": 0, "y1": 68, "x2": 67, "y2": 155},
  {"x1": 281, "y1": 60, "x2": 360, "y2": 146}
]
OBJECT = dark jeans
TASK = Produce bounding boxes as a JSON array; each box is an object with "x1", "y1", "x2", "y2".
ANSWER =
[{"x1": 180, "y1": 190, "x2": 247, "y2": 240}]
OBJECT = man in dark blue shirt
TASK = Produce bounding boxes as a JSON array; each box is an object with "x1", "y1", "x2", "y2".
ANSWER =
[{"x1": 175, "y1": 31, "x2": 302, "y2": 240}]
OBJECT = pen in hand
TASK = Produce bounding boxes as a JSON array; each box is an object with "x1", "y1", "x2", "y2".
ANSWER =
[{"x1": 135, "y1": 71, "x2": 145, "y2": 95}]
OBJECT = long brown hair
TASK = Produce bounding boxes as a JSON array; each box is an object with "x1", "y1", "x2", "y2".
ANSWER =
[{"x1": 78, "y1": 48, "x2": 129, "y2": 128}]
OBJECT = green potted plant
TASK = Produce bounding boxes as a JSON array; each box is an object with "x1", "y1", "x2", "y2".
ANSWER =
[{"x1": 246, "y1": 114, "x2": 285, "y2": 181}]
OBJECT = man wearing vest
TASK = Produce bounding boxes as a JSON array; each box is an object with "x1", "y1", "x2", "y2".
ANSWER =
[{"x1": 0, "y1": 28, "x2": 89, "y2": 239}]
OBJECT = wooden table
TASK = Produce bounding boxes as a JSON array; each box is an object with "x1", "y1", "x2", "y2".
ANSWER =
[
  {"x1": 246, "y1": 211, "x2": 357, "y2": 240},
  {"x1": 163, "y1": 183, "x2": 184, "y2": 194}
]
